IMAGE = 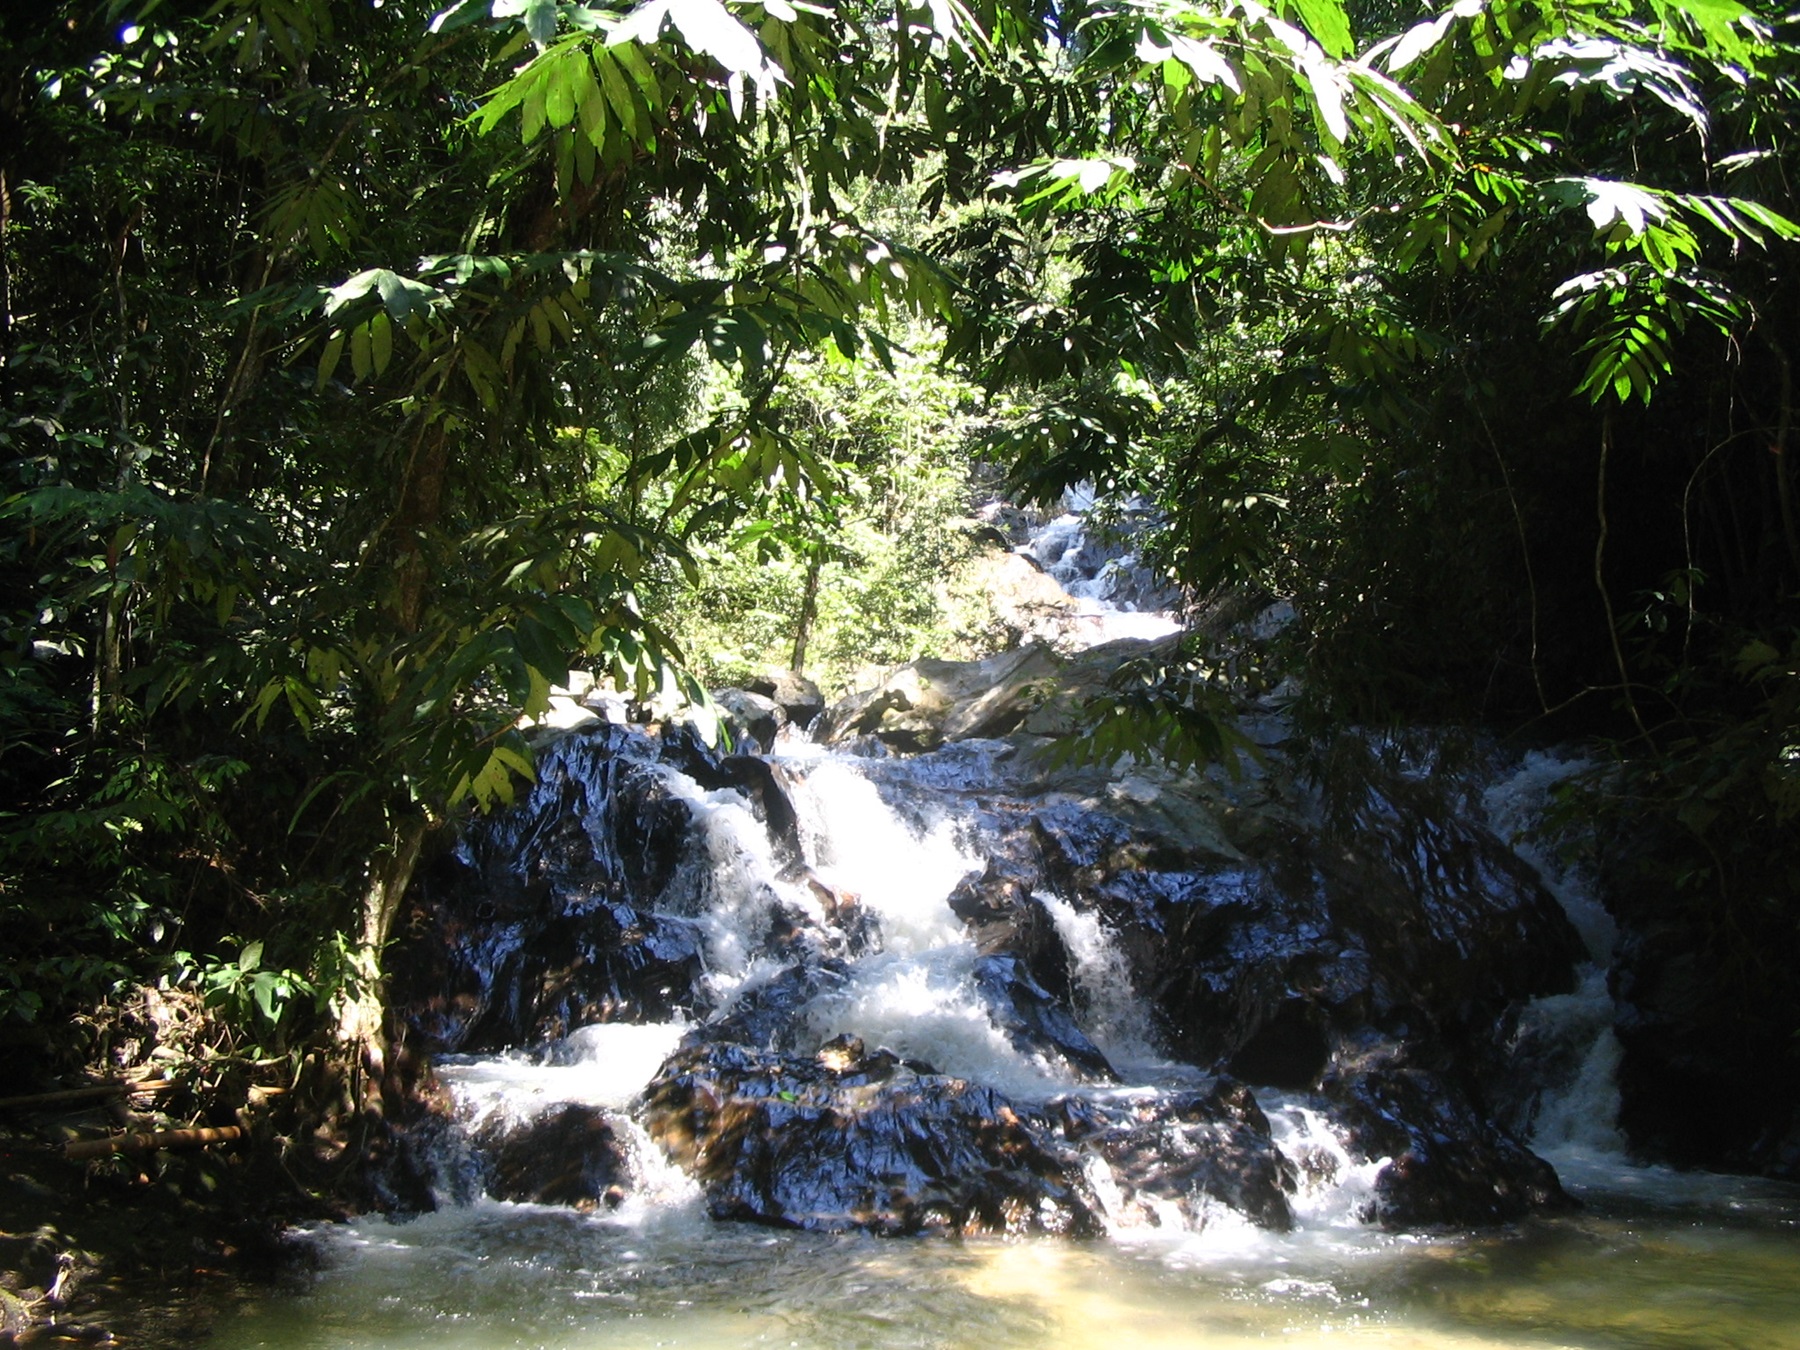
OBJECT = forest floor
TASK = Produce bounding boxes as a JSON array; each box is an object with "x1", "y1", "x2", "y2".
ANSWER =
[{"x1": 0, "y1": 1099, "x2": 330, "y2": 1348}]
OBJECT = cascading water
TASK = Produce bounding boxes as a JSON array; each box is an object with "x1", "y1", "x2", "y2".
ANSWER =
[
  {"x1": 1000, "y1": 487, "x2": 1185, "y2": 647},
  {"x1": 206, "y1": 500, "x2": 1800, "y2": 1350},
  {"x1": 1480, "y1": 752, "x2": 1629, "y2": 1160}
]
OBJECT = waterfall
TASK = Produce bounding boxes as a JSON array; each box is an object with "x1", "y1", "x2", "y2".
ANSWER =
[
  {"x1": 784, "y1": 757, "x2": 978, "y2": 954},
  {"x1": 1037, "y1": 892, "x2": 1160, "y2": 1067},
  {"x1": 1482, "y1": 751, "x2": 1627, "y2": 1157}
]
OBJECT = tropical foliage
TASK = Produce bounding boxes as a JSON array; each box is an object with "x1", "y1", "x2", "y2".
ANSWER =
[{"x1": 2, "y1": 0, "x2": 1796, "y2": 1145}]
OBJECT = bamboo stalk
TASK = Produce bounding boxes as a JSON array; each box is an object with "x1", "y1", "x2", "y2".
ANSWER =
[
  {"x1": 64, "y1": 1126, "x2": 244, "y2": 1161},
  {"x1": 0, "y1": 1081, "x2": 174, "y2": 1110}
]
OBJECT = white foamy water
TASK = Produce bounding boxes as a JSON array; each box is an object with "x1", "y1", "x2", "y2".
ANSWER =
[
  {"x1": 785, "y1": 757, "x2": 979, "y2": 954},
  {"x1": 655, "y1": 769, "x2": 824, "y2": 992},
  {"x1": 800, "y1": 946, "x2": 1076, "y2": 1099},
  {"x1": 1264, "y1": 1095, "x2": 1390, "y2": 1229},
  {"x1": 435, "y1": 1022, "x2": 692, "y2": 1132},
  {"x1": 1038, "y1": 891, "x2": 1161, "y2": 1065}
]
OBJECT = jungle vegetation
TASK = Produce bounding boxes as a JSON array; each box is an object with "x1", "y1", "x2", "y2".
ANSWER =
[{"x1": 1, "y1": 0, "x2": 1796, "y2": 1162}]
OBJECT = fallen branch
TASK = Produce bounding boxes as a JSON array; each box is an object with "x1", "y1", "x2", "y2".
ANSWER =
[
  {"x1": 0, "y1": 1081, "x2": 174, "y2": 1110},
  {"x1": 64, "y1": 1126, "x2": 244, "y2": 1161}
]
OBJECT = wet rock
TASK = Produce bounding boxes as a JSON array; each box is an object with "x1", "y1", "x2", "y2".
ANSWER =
[
  {"x1": 1321, "y1": 1035, "x2": 1573, "y2": 1228},
  {"x1": 690, "y1": 962, "x2": 854, "y2": 1055},
  {"x1": 1078, "y1": 1077, "x2": 1296, "y2": 1231},
  {"x1": 971, "y1": 955, "x2": 1116, "y2": 1083},
  {"x1": 389, "y1": 728, "x2": 709, "y2": 1052},
  {"x1": 1608, "y1": 914, "x2": 1800, "y2": 1176},
  {"x1": 711, "y1": 689, "x2": 783, "y2": 753},
  {"x1": 1226, "y1": 998, "x2": 1331, "y2": 1090},
  {"x1": 477, "y1": 1104, "x2": 629, "y2": 1209},
  {"x1": 947, "y1": 863, "x2": 1072, "y2": 1004},
  {"x1": 641, "y1": 1041, "x2": 1100, "y2": 1236},
  {"x1": 1029, "y1": 741, "x2": 1585, "y2": 1094}
]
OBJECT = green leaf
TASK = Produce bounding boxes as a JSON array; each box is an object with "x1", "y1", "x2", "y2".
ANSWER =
[
  {"x1": 1286, "y1": 0, "x2": 1352, "y2": 59},
  {"x1": 369, "y1": 310, "x2": 394, "y2": 374},
  {"x1": 524, "y1": 0, "x2": 557, "y2": 44}
]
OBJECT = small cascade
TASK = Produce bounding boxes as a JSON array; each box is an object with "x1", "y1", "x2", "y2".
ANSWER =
[
  {"x1": 407, "y1": 734, "x2": 1459, "y2": 1239},
  {"x1": 391, "y1": 546, "x2": 1611, "y2": 1245},
  {"x1": 1037, "y1": 892, "x2": 1160, "y2": 1067},
  {"x1": 784, "y1": 757, "x2": 977, "y2": 953},
  {"x1": 1481, "y1": 752, "x2": 1628, "y2": 1157},
  {"x1": 1005, "y1": 489, "x2": 1185, "y2": 647},
  {"x1": 431, "y1": 1021, "x2": 701, "y2": 1213},
  {"x1": 1260, "y1": 1096, "x2": 1390, "y2": 1229}
]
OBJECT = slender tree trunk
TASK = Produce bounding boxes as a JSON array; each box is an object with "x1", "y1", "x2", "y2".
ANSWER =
[
  {"x1": 1768, "y1": 338, "x2": 1800, "y2": 587},
  {"x1": 331, "y1": 811, "x2": 430, "y2": 1100},
  {"x1": 394, "y1": 422, "x2": 449, "y2": 634},
  {"x1": 791, "y1": 556, "x2": 822, "y2": 675}
]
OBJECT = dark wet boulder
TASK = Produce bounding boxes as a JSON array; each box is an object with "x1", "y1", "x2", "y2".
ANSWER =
[
  {"x1": 640, "y1": 1039, "x2": 1100, "y2": 1236},
  {"x1": 947, "y1": 861, "x2": 1072, "y2": 1004},
  {"x1": 389, "y1": 728, "x2": 710, "y2": 1051},
  {"x1": 393, "y1": 892, "x2": 706, "y2": 1052},
  {"x1": 1070, "y1": 1077, "x2": 1297, "y2": 1231},
  {"x1": 477, "y1": 1104, "x2": 630, "y2": 1209},
  {"x1": 971, "y1": 955, "x2": 1116, "y2": 1083},
  {"x1": 689, "y1": 961, "x2": 854, "y2": 1054},
  {"x1": 1028, "y1": 744, "x2": 1585, "y2": 1092},
  {"x1": 1317, "y1": 738, "x2": 1588, "y2": 1032},
  {"x1": 1321, "y1": 1035, "x2": 1574, "y2": 1228},
  {"x1": 1607, "y1": 912, "x2": 1800, "y2": 1177}
]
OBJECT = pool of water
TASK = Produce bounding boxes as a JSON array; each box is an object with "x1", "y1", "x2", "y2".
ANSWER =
[{"x1": 206, "y1": 1152, "x2": 1800, "y2": 1350}]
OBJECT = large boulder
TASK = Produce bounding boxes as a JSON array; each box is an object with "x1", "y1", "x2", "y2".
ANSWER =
[
  {"x1": 815, "y1": 644, "x2": 1064, "y2": 750},
  {"x1": 642, "y1": 1038, "x2": 1101, "y2": 1236},
  {"x1": 389, "y1": 727, "x2": 710, "y2": 1051},
  {"x1": 745, "y1": 669, "x2": 826, "y2": 728},
  {"x1": 1321, "y1": 1034, "x2": 1575, "y2": 1228}
]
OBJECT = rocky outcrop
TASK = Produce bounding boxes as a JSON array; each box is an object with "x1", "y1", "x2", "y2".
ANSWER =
[
  {"x1": 400, "y1": 643, "x2": 1593, "y2": 1233},
  {"x1": 390, "y1": 728, "x2": 710, "y2": 1052},
  {"x1": 745, "y1": 670, "x2": 826, "y2": 729},
  {"x1": 641, "y1": 1037, "x2": 1101, "y2": 1236},
  {"x1": 815, "y1": 644, "x2": 1064, "y2": 750},
  {"x1": 1322, "y1": 1034, "x2": 1574, "y2": 1227}
]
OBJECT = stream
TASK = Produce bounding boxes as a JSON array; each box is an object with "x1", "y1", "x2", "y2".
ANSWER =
[{"x1": 211, "y1": 502, "x2": 1800, "y2": 1350}]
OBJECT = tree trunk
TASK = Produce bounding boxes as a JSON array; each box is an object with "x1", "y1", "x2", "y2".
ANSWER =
[
  {"x1": 331, "y1": 810, "x2": 431, "y2": 1103},
  {"x1": 791, "y1": 556, "x2": 822, "y2": 675}
]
